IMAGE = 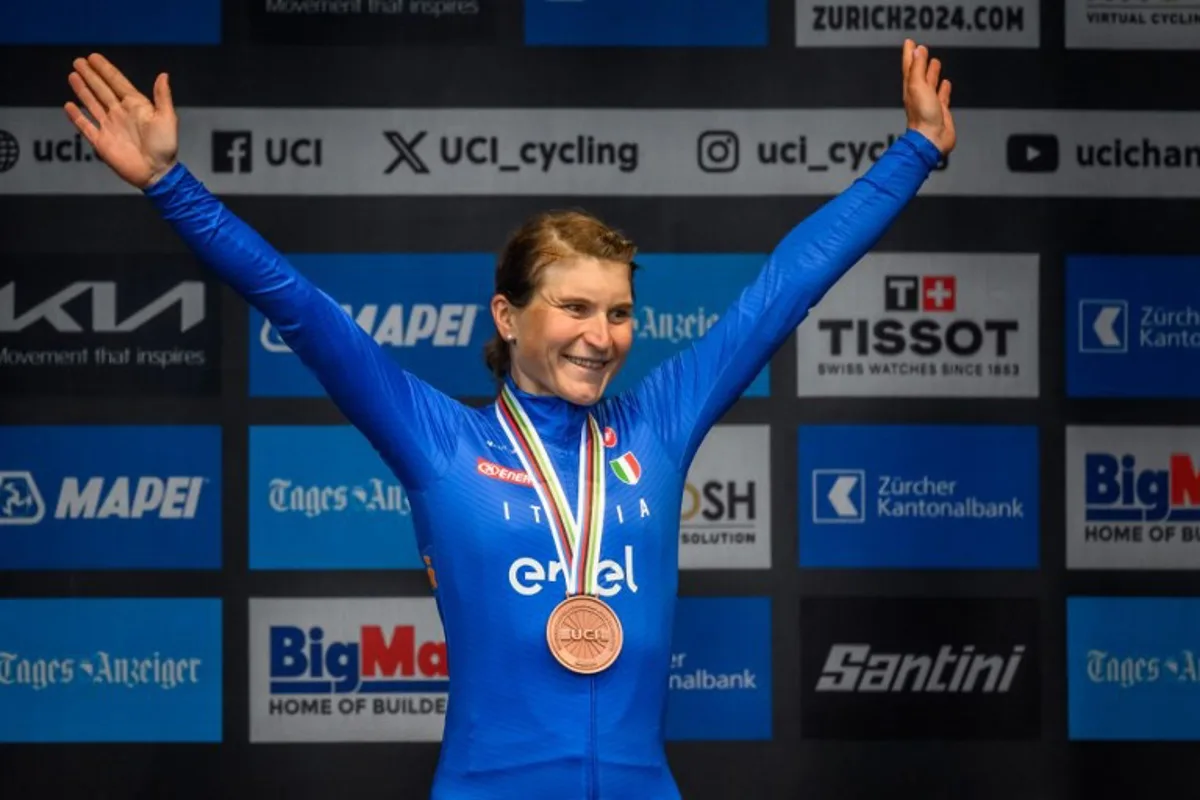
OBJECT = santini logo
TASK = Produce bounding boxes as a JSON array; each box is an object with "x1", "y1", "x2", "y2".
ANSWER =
[{"x1": 815, "y1": 643, "x2": 1026, "y2": 693}]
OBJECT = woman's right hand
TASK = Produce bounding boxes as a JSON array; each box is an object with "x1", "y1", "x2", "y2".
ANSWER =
[{"x1": 64, "y1": 54, "x2": 178, "y2": 189}]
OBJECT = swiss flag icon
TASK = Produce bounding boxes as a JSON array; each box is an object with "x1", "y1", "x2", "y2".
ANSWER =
[{"x1": 921, "y1": 276, "x2": 956, "y2": 312}]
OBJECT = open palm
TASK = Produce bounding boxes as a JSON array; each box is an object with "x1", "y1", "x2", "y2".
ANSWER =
[
  {"x1": 901, "y1": 39, "x2": 956, "y2": 156},
  {"x1": 63, "y1": 54, "x2": 178, "y2": 189}
]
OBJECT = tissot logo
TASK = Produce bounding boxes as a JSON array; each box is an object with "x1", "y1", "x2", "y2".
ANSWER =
[
  {"x1": 800, "y1": 597, "x2": 1040, "y2": 739},
  {"x1": 884, "y1": 275, "x2": 956, "y2": 312}
]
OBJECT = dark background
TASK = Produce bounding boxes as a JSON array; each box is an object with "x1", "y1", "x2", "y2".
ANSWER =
[{"x1": 1, "y1": 0, "x2": 1197, "y2": 797}]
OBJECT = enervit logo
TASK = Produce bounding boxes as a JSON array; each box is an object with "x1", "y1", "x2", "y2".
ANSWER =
[
  {"x1": 508, "y1": 545, "x2": 638, "y2": 597},
  {"x1": 0, "y1": 281, "x2": 205, "y2": 333},
  {"x1": 795, "y1": 254, "x2": 1039, "y2": 398},
  {"x1": 815, "y1": 643, "x2": 1027, "y2": 693},
  {"x1": 250, "y1": 598, "x2": 447, "y2": 742},
  {"x1": 0, "y1": 473, "x2": 205, "y2": 525},
  {"x1": 260, "y1": 302, "x2": 479, "y2": 352},
  {"x1": 1078, "y1": 299, "x2": 1128, "y2": 352},
  {"x1": 212, "y1": 131, "x2": 323, "y2": 174}
]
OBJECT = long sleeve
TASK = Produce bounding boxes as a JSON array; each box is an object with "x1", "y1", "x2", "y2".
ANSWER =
[
  {"x1": 629, "y1": 129, "x2": 942, "y2": 470},
  {"x1": 143, "y1": 163, "x2": 464, "y2": 491}
]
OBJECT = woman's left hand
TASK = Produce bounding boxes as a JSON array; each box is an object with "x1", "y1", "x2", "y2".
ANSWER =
[{"x1": 902, "y1": 39, "x2": 956, "y2": 156}]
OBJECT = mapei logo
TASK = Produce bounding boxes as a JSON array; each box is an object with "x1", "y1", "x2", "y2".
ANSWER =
[
  {"x1": 818, "y1": 273, "x2": 1017, "y2": 358},
  {"x1": 0, "y1": 472, "x2": 205, "y2": 524},
  {"x1": 1078, "y1": 299, "x2": 1128, "y2": 354},
  {"x1": 1085, "y1": 451, "x2": 1200, "y2": 523},
  {"x1": 811, "y1": 469, "x2": 866, "y2": 524},
  {"x1": 268, "y1": 624, "x2": 448, "y2": 694},
  {"x1": 0, "y1": 471, "x2": 45, "y2": 525},
  {"x1": 261, "y1": 302, "x2": 480, "y2": 352}
]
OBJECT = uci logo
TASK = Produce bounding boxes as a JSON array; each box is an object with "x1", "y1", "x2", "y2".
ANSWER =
[{"x1": 508, "y1": 545, "x2": 638, "y2": 597}]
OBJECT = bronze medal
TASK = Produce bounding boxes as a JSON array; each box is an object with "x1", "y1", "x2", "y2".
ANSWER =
[{"x1": 546, "y1": 595, "x2": 623, "y2": 675}]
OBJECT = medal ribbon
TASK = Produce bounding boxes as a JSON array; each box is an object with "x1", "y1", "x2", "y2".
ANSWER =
[{"x1": 495, "y1": 383, "x2": 606, "y2": 597}]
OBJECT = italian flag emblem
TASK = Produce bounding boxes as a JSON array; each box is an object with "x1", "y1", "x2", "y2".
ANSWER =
[{"x1": 609, "y1": 451, "x2": 642, "y2": 485}]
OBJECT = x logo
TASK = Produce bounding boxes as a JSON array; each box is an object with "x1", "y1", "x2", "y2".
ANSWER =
[{"x1": 383, "y1": 130, "x2": 430, "y2": 174}]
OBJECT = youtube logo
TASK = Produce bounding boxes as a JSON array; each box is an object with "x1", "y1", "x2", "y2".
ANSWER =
[{"x1": 1007, "y1": 134, "x2": 1059, "y2": 173}]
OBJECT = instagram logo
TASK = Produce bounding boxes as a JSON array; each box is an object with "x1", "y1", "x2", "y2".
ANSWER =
[{"x1": 697, "y1": 130, "x2": 740, "y2": 173}]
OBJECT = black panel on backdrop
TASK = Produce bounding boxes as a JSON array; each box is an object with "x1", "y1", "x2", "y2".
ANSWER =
[
  {"x1": 0, "y1": 256, "x2": 222, "y2": 397},
  {"x1": 800, "y1": 597, "x2": 1041, "y2": 740},
  {"x1": 238, "y1": 0, "x2": 496, "y2": 45}
]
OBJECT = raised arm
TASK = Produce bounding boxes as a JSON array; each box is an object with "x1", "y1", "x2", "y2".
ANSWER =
[
  {"x1": 630, "y1": 40, "x2": 956, "y2": 470},
  {"x1": 63, "y1": 54, "x2": 463, "y2": 490}
]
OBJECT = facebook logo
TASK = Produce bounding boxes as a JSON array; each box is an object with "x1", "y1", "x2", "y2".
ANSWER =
[
  {"x1": 212, "y1": 131, "x2": 252, "y2": 173},
  {"x1": 1078, "y1": 299, "x2": 1128, "y2": 353},
  {"x1": 811, "y1": 469, "x2": 866, "y2": 524}
]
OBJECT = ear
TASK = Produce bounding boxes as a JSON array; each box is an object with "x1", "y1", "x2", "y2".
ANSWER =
[{"x1": 490, "y1": 294, "x2": 518, "y2": 341}]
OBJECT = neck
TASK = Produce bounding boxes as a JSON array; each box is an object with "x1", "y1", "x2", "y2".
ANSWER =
[
  {"x1": 510, "y1": 362, "x2": 552, "y2": 397},
  {"x1": 500, "y1": 371, "x2": 589, "y2": 449}
]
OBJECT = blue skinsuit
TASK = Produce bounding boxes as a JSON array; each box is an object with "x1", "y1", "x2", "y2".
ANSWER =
[{"x1": 144, "y1": 130, "x2": 941, "y2": 799}]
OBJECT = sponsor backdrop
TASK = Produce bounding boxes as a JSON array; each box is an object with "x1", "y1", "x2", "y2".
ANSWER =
[{"x1": 0, "y1": 0, "x2": 1197, "y2": 798}]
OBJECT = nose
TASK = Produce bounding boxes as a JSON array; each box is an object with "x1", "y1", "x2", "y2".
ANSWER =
[{"x1": 582, "y1": 313, "x2": 613, "y2": 352}]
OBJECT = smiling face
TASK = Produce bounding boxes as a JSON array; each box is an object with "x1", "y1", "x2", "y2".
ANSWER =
[{"x1": 491, "y1": 256, "x2": 634, "y2": 406}]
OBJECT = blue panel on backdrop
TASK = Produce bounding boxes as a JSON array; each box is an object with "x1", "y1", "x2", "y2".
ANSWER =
[
  {"x1": 665, "y1": 597, "x2": 771, "y2": 740},
  {"x1": 524, "y1": 0, "x2": 767, "y2": 46},
  {"x1": 1, "y1": 0, "x2": 221, "y2": 44},
  {"x1": 798, "y1": 424, "x2": 1040, "y2": 568},
  {"x1": 249, "y1": 425, "x2": 421, "y2": 570},
  {"x1": 0, "y1": 598, "x2": 222, "y2": 742},
  {"x1": 249, "y1": 254, "x2": 496, "y2": 398},
  {"x1": 1068, "y1": 596, "x2": 1200, "y2": 740},
  {"x1": 0, "y1": 426, "x2": 221, "y2": 569},
  {"x1": 1066, "y1": 256, "x2": 1200, "y2": 397},
  {"x1": 609, "y1": 254, "x2": 771, "y2": 398}
]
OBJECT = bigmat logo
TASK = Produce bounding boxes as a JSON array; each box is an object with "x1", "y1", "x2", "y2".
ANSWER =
[
  {"x1": 1069, "y1": 597, "x2": 1200, "y2": 740},
  {"x1": 0, "y1": 256, "x2": 221, "y2": 397},
  {"x1": 794, "y1": 253, "x2": 1039, "y2": 397},
  {"x1": 250, "y1": 254, "x2": 493, "y2": 398},
  {"x1": 607, "y1": 254, "x2": 770, "y2": 398},
  {"x1": 666, "y1": 597, "x2": 771, "y2": 740},
  {"x1": 680, "y1": 425, "x2": 771, "y2": 569},
  {"x1": 249, "y1": 598, "x2": 448, "y2": 742},
  {"x1": 1067, "y1": 256, "x2": 1200, "y2": 397},
  {"x1": 1067, "y1": 426, "x2": 1200, "y2": 569},
  {"x1": 801, "y1": 597, "x2": 1041, "y2": 739},
  {"x1": 249, "y1": 426, "x2": 420, "y2": 570},
  {"x1": 0, "y1": 598, "x2": 222, "y2": 742},
  {"x1": 799, "y1": 424, "x2": 1039, "y2": 568},
  {"x1": 0, "y1": 426, "x2": 221, "y2": 569}
]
